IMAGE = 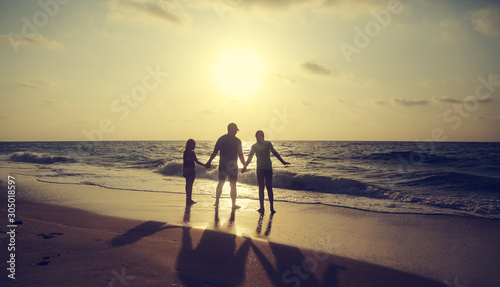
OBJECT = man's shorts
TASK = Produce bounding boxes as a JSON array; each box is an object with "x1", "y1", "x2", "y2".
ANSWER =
[
  {"x1": 218, "y1": 170, "x2": 238, "y2": 182},
  {"x1": 219, "y1": 160, "x2": 238, "y2": 182}
]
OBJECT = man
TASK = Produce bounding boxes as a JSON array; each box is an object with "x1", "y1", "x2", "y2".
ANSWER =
[{"x1": 206, "y1": 123, "x2": 246, "y2": 209}]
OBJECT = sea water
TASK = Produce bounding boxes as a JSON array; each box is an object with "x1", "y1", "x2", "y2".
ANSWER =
[{"x1": 0, "y1": 141, "x2": 499, "y2": 218}]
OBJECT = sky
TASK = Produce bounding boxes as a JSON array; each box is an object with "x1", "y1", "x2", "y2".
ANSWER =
[{"x1": 0, "y1": 0, "x2": 499, "y2": 142}]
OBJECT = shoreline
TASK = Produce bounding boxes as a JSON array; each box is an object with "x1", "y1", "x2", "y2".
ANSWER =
[
  {"x1": 1, "y1": 170, "x2": 500, "y2": 286},
  {"x1": 33, "y1": 170, "x2": 500, "y2": 220}
]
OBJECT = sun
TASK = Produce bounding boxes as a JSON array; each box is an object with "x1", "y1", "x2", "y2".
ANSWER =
[{"x1": 213, "y1": 49, "x2": 265, "y2": 97}]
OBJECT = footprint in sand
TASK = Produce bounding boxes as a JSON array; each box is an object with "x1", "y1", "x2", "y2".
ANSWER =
[
  {"x1": 37, "y1": 232, "x2": 64, "y2": 239},
  {"x1": 37, "y1": 257, "x2": 51, "y2": 266},
  {"x1": 37, "y1": 254, "x2": 61, "y2": 266}
]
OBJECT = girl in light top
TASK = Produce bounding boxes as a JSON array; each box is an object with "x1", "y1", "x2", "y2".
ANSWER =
[{"x1": 242, "y1": 130, "x2": 290, "y2": 213}]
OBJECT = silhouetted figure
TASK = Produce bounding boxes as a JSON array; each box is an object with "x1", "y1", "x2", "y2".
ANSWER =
[
  {"x1": 206, "y1": 123, "x2": 246, "y2": 209},
  {"x1": 242, "y1": 130, "x2": 290, "y2": 213},
  {"x1": 183, "y1": 139, "x2": 207, "y2": 205}
]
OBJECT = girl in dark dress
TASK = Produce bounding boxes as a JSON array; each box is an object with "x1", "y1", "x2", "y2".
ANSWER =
[{"x1": 183, "y1": 139, "x2": 206, "y2": 205}]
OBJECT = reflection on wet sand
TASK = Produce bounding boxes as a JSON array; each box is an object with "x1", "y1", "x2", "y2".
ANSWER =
[{"x1": 256, "y1": 212, "x2": 274, "y2": 236}]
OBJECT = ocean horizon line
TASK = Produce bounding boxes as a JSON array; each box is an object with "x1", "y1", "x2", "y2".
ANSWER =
[{"x1": 1, "y1": 139, "x2": 500, "y2": 143}]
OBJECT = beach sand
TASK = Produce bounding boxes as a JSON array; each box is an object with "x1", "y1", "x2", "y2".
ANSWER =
[{"x1": 1, "y1": 171, "x2": 499, "y2": 286}]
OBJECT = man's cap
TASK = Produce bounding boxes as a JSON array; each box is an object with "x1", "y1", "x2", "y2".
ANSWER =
[{"x1": 228, "y1": 123, "x2": 239, "y2": 131}]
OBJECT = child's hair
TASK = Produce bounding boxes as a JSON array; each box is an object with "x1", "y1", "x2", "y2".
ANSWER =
[
  {"x1": 183, "y1": 139, "x2": 196, "y2": 156},
  {"x1": 184, "y1": 139, "x2": 196, "y2": 155},
  {"x1": 255, "y1": 130, "x2": 264, "y2": 137}
]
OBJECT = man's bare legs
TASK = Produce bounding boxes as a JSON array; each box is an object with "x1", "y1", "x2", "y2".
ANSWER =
[
  {"x1": 229, "y1": 179, "x2": 240, "y2": 209},
  {"x1": 214, "y1": 176, "x2": 240, "y2": 209},
  {"x1": 215, "y1": 177, "x2": 225, "y2": 207}
]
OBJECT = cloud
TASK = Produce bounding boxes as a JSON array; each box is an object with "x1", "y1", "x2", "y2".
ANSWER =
[
  {"x1": 371, "y1": 99, "x2": 389, "y2": 106},
  {"x1": 299, "y1": 61, "x2": 362, "y2": 84},
  {"x1": 438, "y1": 96, "x2": 494, "y2": 104},
  {"x1": 206, "y1": 0, "x2": 322, "y2": 14},
  {"x1": 418, "y1": 77, "x2": 462, "y2": 87},
  {"x1": 471, "y1": 6, "x2": 500, "y2": 37},
  {"x1": 301, "y1": 98, "x2": 311, "y2": 106},
  {"x1": 15, "y1": 79, "x2": 56, "y2": 90},
  {"x1": 300, "y1": 61, "x2": 332, "y2": 76},
  {"x1": 192, "y1": 0, "x2": 394, "y2": 19},
  {"x1": 479, "y1": 114, "x2": 500, "y2": 120},
  {"x1": 319, "y1": 0, "x2": 388, "y2": 17},
  {"x1": 365, "y1": 78, "x2": 378, "y2": 86},
  {"x1": 0, "y1": 33, "x2": 64, "y2": 51},
  {"x1": 228, "y1": 0, "x2": 390, "y2": 17},
  {"x1": 238, "y1": 0, "x2": 317, "y2": 10},
  {"x1": 263, "y1": 72, "x2": 297, "y2": 84},
  {"x1": 433, "y1": 19, "x2": 466, "y2": 44},
  {"x1": 108, "y1": 0, "x2": 191, "y2": 27},
  {"x1": 392, "y1": 97, "x2": 429, "y2": 106},
  {"x1": 41, "y1": 99, "x2": 74, "y2": 107},
  {"x1": 438, "y1": 97, "x2": 462, "y2": 104},
  {"x1": 466, "y1": 97, "x2": 494, "y2": 104}
]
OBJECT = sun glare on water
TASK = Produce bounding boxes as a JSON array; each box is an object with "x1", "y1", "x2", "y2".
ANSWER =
[{"x1": 213, "y1": 49, "x2": 265, "y2": 97}]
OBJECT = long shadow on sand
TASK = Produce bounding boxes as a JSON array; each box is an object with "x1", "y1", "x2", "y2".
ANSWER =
[
  {"x1": 109, "y1": 220, "x2": 180, "y2": 246},
  {"x1": 176, "y1": 227, "x2": 251, "y2": 286},
  {"x1": 174, "y1": 206, "x2": 447, "y2": 287},
  {"x1": 176, "y1": 208, "x2": 250, "y2": 286},
  {"x1": 249, "y1": 239, "x2": 447, "y2": 287},
  {"x1": 175, "y1": 226, "x2": 446, "y2": 287},
  {"x1": 250, "y1": 239, "x2": 322, "y2": 286}
]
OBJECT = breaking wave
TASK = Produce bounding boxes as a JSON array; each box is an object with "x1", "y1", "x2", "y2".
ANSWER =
[{"x1": 9, "y1": 151, "x2": 77, "y2": 164}]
